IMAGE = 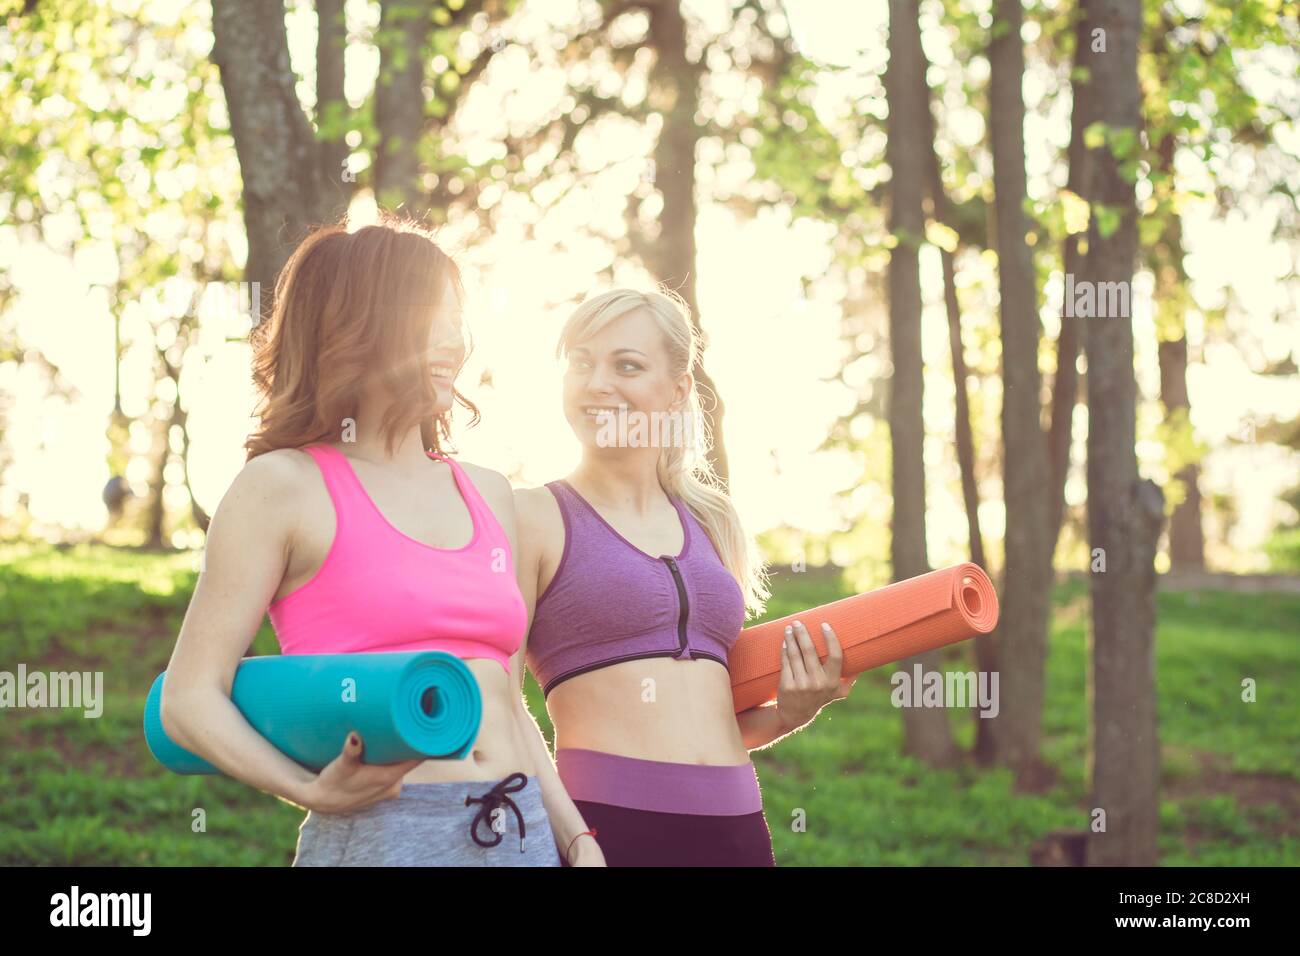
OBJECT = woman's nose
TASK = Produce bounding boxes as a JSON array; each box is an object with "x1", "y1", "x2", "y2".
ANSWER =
[
  {"x1": 586, "y1": 364, "x2": 615, "y2": 393},
  {"x1": 431, "y1": 323, "x2": 464, "y2": 354}
]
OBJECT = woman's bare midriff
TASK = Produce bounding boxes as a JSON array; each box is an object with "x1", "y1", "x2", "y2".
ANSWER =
[
  {"x1": 400, "y1": 659, "x2": 538, "y2": 784},
  {"x1": 272, "y1": 455, "x2": 532, "y2": 785},
  {"x1": 547, "y1": 656, "x2": 751, "y2": 764}
]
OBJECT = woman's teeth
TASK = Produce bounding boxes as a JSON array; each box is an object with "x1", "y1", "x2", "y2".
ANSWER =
[{"x1": 431, "y1": 367, "x2": 453, "y2": 379}]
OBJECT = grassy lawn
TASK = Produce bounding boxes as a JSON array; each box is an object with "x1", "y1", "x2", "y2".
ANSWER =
[{"x1": 1, "y1": 543, "x2": 1296, "y2": 866}]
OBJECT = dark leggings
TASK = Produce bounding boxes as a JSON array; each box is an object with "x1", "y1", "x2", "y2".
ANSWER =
[{"x1": 568, "y1": 799, "x2": 776, "y2": 867}]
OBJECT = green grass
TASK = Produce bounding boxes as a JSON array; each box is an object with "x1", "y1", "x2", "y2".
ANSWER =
[{"x1": 1, "y1": 542, "x2": 1296, "y2": 865}]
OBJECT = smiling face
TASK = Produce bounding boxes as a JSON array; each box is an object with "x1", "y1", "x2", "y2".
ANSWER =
[
  {"x1": 424, "y1": 275, "x2": 466, "y2": 416},
  {"x1": 562, "y1": 307, "x2": 691, "y2": 451},
  {"x1": 353, "y1": 271, "x2": 466, "y2": 422}
]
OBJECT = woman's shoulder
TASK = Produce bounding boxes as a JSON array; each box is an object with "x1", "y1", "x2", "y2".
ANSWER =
[
  {"x1": 455, "y1": 460, "x2": 513, "y2": 507},
  {"x1": 227, "y1": 446, "x2": 322, "y2": 496},
  {"x1": 210, "y1": 447, "x2": 324, "y2": 538},
  {"x1": 450, "y1": 460, "x2": 519, "y2": 534},
  {"x1": 512, "y1": 482, "x2": 565, "y2": 536},
  {"x1": 455, "y1": 459, "x2": 508, "y2": 490}
]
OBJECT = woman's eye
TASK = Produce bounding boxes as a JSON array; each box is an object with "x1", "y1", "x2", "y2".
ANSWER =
[{"x1": 618, "y1": 362, "x2": 643, "y2": 373}]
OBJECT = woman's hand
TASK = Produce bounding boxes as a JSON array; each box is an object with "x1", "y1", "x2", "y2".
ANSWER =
[
  {"x1": 774, "y1": 620, "x2": 859, "y2": 732},
  {"x1": 297, "y1": 731, "x2": 426, "y2": 815}
]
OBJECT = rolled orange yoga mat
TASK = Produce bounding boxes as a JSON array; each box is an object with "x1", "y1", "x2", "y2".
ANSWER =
[{"x1": 729, "y1": 563, "x2": 1000, "y2": 712}]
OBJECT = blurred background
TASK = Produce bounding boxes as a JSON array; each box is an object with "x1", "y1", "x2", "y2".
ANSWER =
[{"x1": 0, "y1": 0, "x2": 1296, "y2": 866}]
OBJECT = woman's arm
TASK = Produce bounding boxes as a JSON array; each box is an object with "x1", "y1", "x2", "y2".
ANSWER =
[
  {"x1": 737, "y1": 702, "x2": 796, "y2": 751},
  {"x1": 736, "y1": 620, "x2": 859, "y2": 751},
  {"x1": 510, "y1": 485, "x2": 604, "y2": 866},
  {"x1": 159, "y1": 451, "x2": 420, "y2": 812}
]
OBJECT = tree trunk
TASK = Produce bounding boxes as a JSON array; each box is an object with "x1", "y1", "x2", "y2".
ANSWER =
[
  {"x1": 374, "y1": 0, "x2": 430, "y2": 218},
  {"x1": 144, "y1": 383, "x2": 186, "y2": 550},
  {"x1": 1160, "y1": 336, "x2": 1204, "y2": 569},
  {"x1": 143, "y1": 407, "x2": 168, "y2": 549},
  {"x1": 1153, "y1": 135, "x2": 1205, "y2": 570},
  {"x1": 172, "y1": 372, "x2": 210, "y2": 533},
  {"x1": 886, "y1": 0, "x2": 959, "y2": 769},
  {"x1": 106, "y1": 286, "x2": 131, "y2": 480},
  {"x1": 1047, "y1": 11, "x2": 1095, "y2": 560},
  {"x1": 916, "y1": 30, "x2": 993, "y2": 764},
  {"x1": 987, "y1": 0, "x2": 1052, "y2": 786},
  {"x1": 316, "y1": 0, "x2": 353, "y2": 218},
  {"x1": 210, "y1": 0, "x2": 334, "y2": 302},
  {"x1": 645, "y1": 0, "x2": 729, "y2": 487},
  {"x1": 1079, "y1": 0, "x2": 1162, "y2": 867}
]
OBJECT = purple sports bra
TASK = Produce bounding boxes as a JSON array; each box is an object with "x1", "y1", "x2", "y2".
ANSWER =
[{"x1": 525, "y1": 479, "x2": 747, "y2": 697}]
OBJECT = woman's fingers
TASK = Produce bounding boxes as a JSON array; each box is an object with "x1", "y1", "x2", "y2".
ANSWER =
[
  {"x1": 778, "y1": 630, "x2": 794, "y2": 690},
  {"x1": 792, "y1": 620, "x2": 822, "y2": 676},
  {"x1": 820, "y1": 622, "x2": 844, "y2": 682},
  {"x1": 337, "y1": 730, "x2": 364, "y2": 764},
  {"x1": 784, "y1": 624, "x2": 808, "y2": 685},
  {"x1": 324, "y1": 730, "x2": 422, "y2": 806}
]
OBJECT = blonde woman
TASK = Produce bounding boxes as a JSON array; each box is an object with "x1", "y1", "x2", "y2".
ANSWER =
[{"x1": 514, "y1": 289, "x2": 858, "y2": 866}]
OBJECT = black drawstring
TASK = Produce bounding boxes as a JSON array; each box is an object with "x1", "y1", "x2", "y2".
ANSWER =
[{"x1": 465, "y1": 772, "x2": 528, "y2": 853}]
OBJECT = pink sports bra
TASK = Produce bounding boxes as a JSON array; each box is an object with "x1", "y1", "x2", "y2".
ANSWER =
[{"x1": 267, "y1": 443, "x2": 527, "y2": 671}]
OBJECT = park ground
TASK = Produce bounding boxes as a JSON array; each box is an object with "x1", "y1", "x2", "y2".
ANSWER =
[{"x1": 0, "y1": 543, "x2": 1295, "y2": 865}]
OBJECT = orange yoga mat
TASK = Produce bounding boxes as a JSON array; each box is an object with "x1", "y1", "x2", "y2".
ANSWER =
[{"x1": 730, "y1": 563, "x2": 999, "y2": 712}]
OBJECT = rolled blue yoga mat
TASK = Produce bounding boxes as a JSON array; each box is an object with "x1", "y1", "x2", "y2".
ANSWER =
[{"x1": 143, "y1": 651, "x2": 482, "y2": 775}]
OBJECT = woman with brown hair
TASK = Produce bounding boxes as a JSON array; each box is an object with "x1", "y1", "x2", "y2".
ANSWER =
[{"x1": 159, "y1": 214, "x2": 603, "y2": 866}]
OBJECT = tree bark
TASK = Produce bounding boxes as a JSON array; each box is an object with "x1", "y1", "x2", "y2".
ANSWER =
[
  {"x1": 1079, "y1": 0, "x2": 1162, "y2": 867},
  {"x1": 210, "y1": 0, "x2": 335, "y2": 303},
  {"x1": 144, "y1": 380, "x2": 186, "y2": 550},
  {"x1": 645, "y1": 0, "x2": 729, "y2": 486},
  {"x1": 1160, "y1": 336, "x2": 1204, "y2": 569},
  {"x1": 987, "y1": 0, "x2": 1052, "y2": 786},
  {"x1": 316, "y1": 0, "x2": 353, "y2": 218},
  {"x1": 885, "y1": 0, "x2": 959, "y2": 769},
  {"x1": 1153, "y1": 134, "x2": 1205, "y2": 570},
  {"x1": 1047, "y1": 11, "x2": 1095, "y2": 560},
  {"x1": 916, "y1": 28, "x2": 993, "y2": 764},
  {"x1": 143, "y1": 405, "x2": 169, "y2": 549},
  {"x1": 374, "y1": 0, "x2": 430, "y2": 218}
]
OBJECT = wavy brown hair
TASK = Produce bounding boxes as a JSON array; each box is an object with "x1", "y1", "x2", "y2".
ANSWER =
[{"x1": 244, "y1": 213, "x2": 479, "y2": 461}]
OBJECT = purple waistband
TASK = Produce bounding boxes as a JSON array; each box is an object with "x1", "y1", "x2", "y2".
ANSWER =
[{"x1": 555, "y1": 748, "x2": 763, "y2": 816}]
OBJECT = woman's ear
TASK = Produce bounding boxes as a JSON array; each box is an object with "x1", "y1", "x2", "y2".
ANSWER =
[{"x1": 673, "y1": 372, "x2": 694, "y2": 409}]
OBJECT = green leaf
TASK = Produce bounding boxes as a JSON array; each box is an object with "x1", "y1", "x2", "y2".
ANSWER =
[
  {"x1": 1138, "y1": 215, "x2": 1163, "y2": 247},
  {"x1": 1109, "y1": 126, "x2": 1137, "y2": 160},
  {"x1": 1094, "y1": 203, "x2": 1121, "y2": 239}
]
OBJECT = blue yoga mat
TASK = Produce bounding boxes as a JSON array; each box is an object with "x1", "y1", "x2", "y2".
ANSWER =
[{"x1": 143, "y1": 651, "x2": 482, "y2": 775}]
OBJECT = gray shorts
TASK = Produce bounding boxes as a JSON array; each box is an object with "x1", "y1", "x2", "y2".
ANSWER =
[{"x1": 292, "y1": 773, "x2": 562, "y2": 867}]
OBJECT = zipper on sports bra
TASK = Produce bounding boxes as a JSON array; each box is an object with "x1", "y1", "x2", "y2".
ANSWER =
[{"x1": 662, "y1": 555, "x2": 691, "y2": 659}]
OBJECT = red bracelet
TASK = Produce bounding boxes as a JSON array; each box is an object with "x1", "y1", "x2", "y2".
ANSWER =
[{"x1": 566, "y1": 828, "x2": 598, "y2": 863}]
